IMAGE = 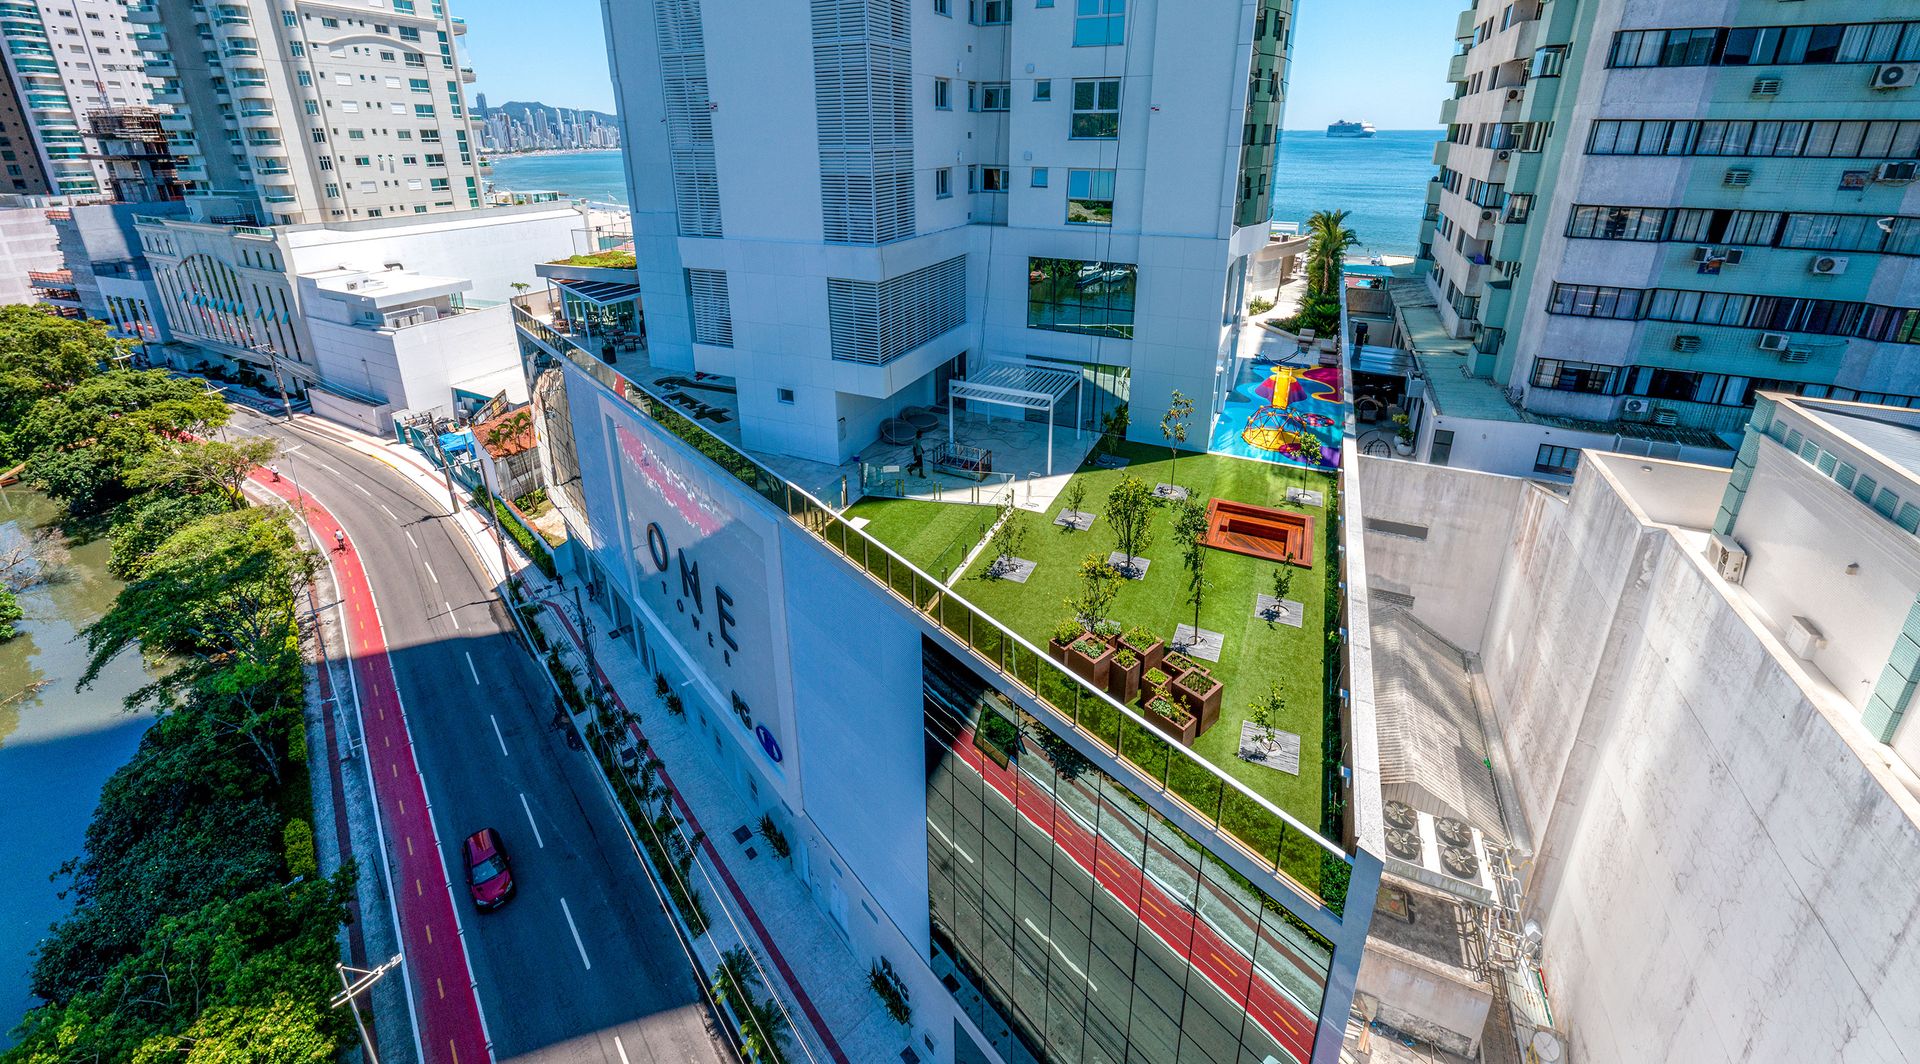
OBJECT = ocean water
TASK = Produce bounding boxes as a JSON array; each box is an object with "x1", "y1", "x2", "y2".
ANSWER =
[{"x1": 485, "y1": 128, "x2": 1441, "y2": 257}]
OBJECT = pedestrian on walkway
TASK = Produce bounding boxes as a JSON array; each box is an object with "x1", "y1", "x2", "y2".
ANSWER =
[
  {"x1": 334, "y1": 528, "x2": 347, "y2": 552},
  {"x1": 909, "y1": 437, "x2": 926, "y2": 477}
]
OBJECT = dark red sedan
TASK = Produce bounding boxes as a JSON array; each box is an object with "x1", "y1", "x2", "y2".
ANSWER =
[{"x1": 463, "y1": 827, "x2": 515, "y2": 910}]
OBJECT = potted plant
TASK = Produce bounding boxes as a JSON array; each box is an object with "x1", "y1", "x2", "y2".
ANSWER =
[
  {"x1": 1066, "y1": 631, "x2": 1115, "y2": 688},
  {"x1": 1392, "y1": 412, "x2": 1415, "y2": 456},
  {"x1": 1120, "y1": 625, "x2": 1166, "y2": 671},
  {"x1": 1108, "y1": 647, "x2": 1142, "y2": 702},
  {"x1": 1172, "y1": 666, "x2": 1224, "y2": 735},
  {"x1": 1164, "y1": 650, "x2": 1201, "y2": 677},
  {"x1": 1142, "y1": 690, "x2": 1198, "y2": 745},
  {"x1": 1048, "y1": 617, "x2": 1083, "y2": 665}
]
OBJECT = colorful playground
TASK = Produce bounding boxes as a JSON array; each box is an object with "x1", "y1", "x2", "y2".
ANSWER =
[{"x1": 1208, "y1": 359, "x2": 1344, "y2": 470}]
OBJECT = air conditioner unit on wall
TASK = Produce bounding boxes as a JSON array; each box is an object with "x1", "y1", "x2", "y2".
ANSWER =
[
  {"x1": 1496, "y1": 149, "x2": 1512, "y2": 161},
  {"x1": 1724, "y1": 167, "x2": 1753, "y2": 187},
  {"x1": 1873, "y1": 64, "x2": 1913, "y2": 90},
  {"x1": 1621, "y1": 397, "x2": 1654, "y2": 421},
  {"x1": 1693, "y1": 245, "x2": 1716, "y2": 263},
  {"x1": 1707, "y1": 533, "x2": 1748, "y2": 585},
  {"x1": 1752, "y1": 77, "x2": 1782, "y2": 96},
  {"x1": 1724, "y1": 248, "x2": 1745, "y2": 265},
  {"x1": 1672, "y1": 334, "x2": 1702, "y2": 353},
  {"x1": 1811, "y1": 254, "x2": 1849, "y2": 276},
  {"x1": 1780, "y1": 347, "x2": 1811, "y2": 364},
  {"x1": 1506, "y1": 87, "x2": 1523, "y2": 102},
  {"x1": 1875, "y1": 161, "x2": 1919, "y2": 183},
  {"x1": 1786, "y1": 616, "x2": 1827, "y2": 659},
  {"x1": 1758, "y1": 332, "x2": 1791, "y2": 351}
]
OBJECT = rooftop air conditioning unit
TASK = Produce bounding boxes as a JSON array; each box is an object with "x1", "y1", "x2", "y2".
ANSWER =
[
  {"x1": 1707, "y1": 533, "x2": 1748, "y2": 585},
  {"x1": 1811, "y1": 254, "x2": 1849, "y2": 275},
  {"x1": 1872, "y1": 64, "x2": 1914, "y2": 90},
  {"x1": 1481, "y1": 209, "x2": 1496, "y2": 221},
  {"x1": 1692, "y1": 245, "x2": 1717, "y2": 263},
  {"x1": 1621, "y1": 397, "x2": 1654, "y2": 421},
  {"x1": 1758, "y1": 331, "x2": 1791, "y2": 351},
  {"x1": 1786, "y1": 615, "x2": 1827, "y2": 659},
  {"x1": 1652, "y1": 407, "x2": 1680, "y2": 427},
  {"x1": 1875, "y1": 161, "x2": 1919, "y2": 183},
  {"x1": 1672, "y1": 334, "x2": 1703, "y2": 353},
  {"x1": 1724, "y1": 167, "x2": 1753, "y2": 187},
  {"x1": 1751, "y1": 77, "x2": 1782, "y2": 96}
]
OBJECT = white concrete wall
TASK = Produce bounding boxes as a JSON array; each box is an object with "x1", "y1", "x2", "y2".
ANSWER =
[
  {"x1": 0, "y1": 206, "x2": 60, "y2": 307},
  {"x1": 284, "y1": 207, "x2": 582, "y2": 302},
  {"x1": 1356, "y1": 942, "x2": 1490, "y2": 1058}
]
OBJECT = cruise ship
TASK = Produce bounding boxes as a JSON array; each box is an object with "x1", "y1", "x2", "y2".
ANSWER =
[{"x1": 1327, "y1": 119, "x2": 1377, "y2": 138}]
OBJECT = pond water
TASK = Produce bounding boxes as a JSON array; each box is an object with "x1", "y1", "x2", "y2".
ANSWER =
[{"x1": 0, "y1": 489, "x2": 154, "y2": 1046}]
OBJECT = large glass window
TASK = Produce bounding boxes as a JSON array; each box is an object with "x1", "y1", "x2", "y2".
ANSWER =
[
  {"x1": 1065, "y1": 168, "x2": 1113, "y2": 225},
  {"x1": 1028, "y1": 257, "x2": 1136, "y2": 339},
  {"x1": 1073, "y1": 0, "x2": 1124, "y2": 46},
  {"x1": 1070, "y1": 78, "x2": 1120, "y2": 139},
  {"x1": 1609, "y1": 22, "x2": 1920, "y2": 68},
  {"x1": 1534, "y1": 445, "x2": 1580, "y2": 477},
  {"x1": 1531, "y1": 358, "x2": 1619, "y2": 394},
  {"x1": 1589, "y1": 117, "x2": 1920, "y2": 159}
]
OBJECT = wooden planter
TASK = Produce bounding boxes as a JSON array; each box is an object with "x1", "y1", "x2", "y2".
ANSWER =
[
  {"x1": 1142, "y1": 696, "x2": 1198, "y2": 746},
  {"x1": 1172, "y1": 669, "x2": 1224, "y2": 736},
  {"x1": 1118, "y1": 632, "x2": 1166, "y2": 673},
  {"x1": 1066, "y1": 638, "x2": 1114, "y2": 689},
  {"x1": 1108, "y1": 652, "x2": 1143, "y2": 703},
  {"x1": 1047, "y1": 637, "x2": 1073, "y2": 666}
]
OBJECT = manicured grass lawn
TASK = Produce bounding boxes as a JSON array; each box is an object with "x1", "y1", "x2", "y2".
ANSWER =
[
  {"x1": 843, "y1": 497, "x2": 997, "y2": 582},
  {"x1": 952, "y1": 441, "x2": 1333, "y2": 831}
]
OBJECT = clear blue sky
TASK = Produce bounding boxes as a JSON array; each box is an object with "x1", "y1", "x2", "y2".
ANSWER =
[{"x1": 454, "y1": 0, "x2": 1455, "y2": 129}]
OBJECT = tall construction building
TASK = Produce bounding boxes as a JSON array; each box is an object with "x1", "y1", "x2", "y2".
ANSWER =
[
  {"x1": 1405, "y1": 0, "x2": 1920, "y2": 477},
  {"x1": 129, "y1": 0, "x2": 484, "y2": 224},
  {"x1": 0, "y1": 0, "x2": 157, "y2": 196}
]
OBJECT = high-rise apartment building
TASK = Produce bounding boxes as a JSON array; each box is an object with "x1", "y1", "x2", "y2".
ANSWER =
[
  {"x1": 0, "y1": 0, "x2": 157, "y2": 196},
  {"x1": 129, "y1": 0, "x2": 483, "y2": 225},
  {"x1": 603, "y1": 0, "x2": 1293, "y2": 465},
  {"x1": 1409, "y1": 0, "x2": 1920, "y2": 477}
]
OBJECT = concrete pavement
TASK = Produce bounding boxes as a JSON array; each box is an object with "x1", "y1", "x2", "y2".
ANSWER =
[{"x1": 237, "y1": 407, "x2": 729, "y2": 1064}]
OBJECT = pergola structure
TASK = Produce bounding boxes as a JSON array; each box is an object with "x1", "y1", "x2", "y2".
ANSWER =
[
  {"x1": 547, "y1": 277, "x2": 642, "y2": 342},
  {"x1": 949, "y1": 358, "x2": 1084, "y2": 475}
]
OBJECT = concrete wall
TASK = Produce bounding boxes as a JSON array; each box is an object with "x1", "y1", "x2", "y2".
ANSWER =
[
  {"x1": 1357, "y1": 455, "x2": 1528, "y2": 654},
  {"x1": 1476, "y1": 460, "x2": 1920, "y2": 1063},
  {"x1": 1355, "y1": 941, "x2": 1490, "y2": 1059},
  {"x1": 0, "y1": 205, "x2": 60, "y2": 306}
]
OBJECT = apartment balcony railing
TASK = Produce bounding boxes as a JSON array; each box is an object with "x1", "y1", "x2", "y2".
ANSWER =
[{"x1": 510, "y1": 296, "x2": 1357, "y2": 917}]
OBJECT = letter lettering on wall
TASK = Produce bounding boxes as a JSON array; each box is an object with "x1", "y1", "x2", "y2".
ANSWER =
[
  {"x1": 677, "y1": 550, "x2": 703, "y2": 613},
  {"x1": 716, "y1": 587, "x2": 739, "y2": 652},
  {"x1": 646, "y1": 522, "x2": 670, "y2": 572}
]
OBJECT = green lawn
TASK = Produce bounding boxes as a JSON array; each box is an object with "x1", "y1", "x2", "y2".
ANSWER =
[
  {"x1": 843, "y1": 497, "x2": 996, "y2": 582},
  {"x1": 950, "y1": 441, "x2": 1334, "y2": 832}
]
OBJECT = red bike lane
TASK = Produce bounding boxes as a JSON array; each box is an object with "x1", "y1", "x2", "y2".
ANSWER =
[{"x1": 253, "y1": 470, "x2": 490, "y2": 1064}]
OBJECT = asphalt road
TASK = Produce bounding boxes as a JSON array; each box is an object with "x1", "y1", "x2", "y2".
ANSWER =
[{"x1": 233, "y1": 406, "x2": 729, "y2": 1064}]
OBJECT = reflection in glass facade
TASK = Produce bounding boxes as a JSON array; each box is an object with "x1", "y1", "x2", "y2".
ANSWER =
[
  {"x1": 526, "y1": 345, "x2": 588, "y2": 533},
  {"x1": 1027, "y1": 257, "x2": 1138, "y2": 340},
  {"x1": 924, "y1": 640, "x2": 1331, "y2": 1064}
]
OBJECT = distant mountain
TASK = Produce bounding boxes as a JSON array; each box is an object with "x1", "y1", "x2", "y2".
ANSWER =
[{"x1": 479, "y1": 100, "x2": 617, "y2": 127}]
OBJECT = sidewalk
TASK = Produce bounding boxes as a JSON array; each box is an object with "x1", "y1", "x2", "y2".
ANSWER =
[{"x1": 292, "y1": 412, "x2": 906, "y2": 1064}]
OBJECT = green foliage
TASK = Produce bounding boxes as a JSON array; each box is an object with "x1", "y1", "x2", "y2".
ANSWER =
[
  {"x1": 1249, "y1": 682, "x2": 1285, "y2": 738},
  {"x1": 127, "y1": 436, "x2": 278, "y2": 507},
  {"x1": 282, "y1": 818, "x2": 317, "y2": 880},
  {"x1": 16, "y1": 369, "x2": 229, "y2": 515},
  {"x1": 0, "y1": 585, "x2": 20, "y2": 642},
  {"x1": 1247, "y1": 296, "x2": 1276, "y2": 316},
  {"x1": 1304, "y1": 208, "x2": 1358, "y2": 301},
  {"x1": 1065, "y1": 553, "x2": 1121, "y2": 631},
  {"x1": 868, "y1": 960, "x2": 913, "y2": 1026},
  {"x1": 1062, "y1": 478, "x2": 1087, "y2": 525},
  {"x1": 1172, "y1": 494, "x2": 1211, "y2": 631},
  {"x1": 513, "y1": 486, "x2": 549, "y2": 514},
  {"x1": 1277, "y1": 294, "x2": 1340, "y2": 337},
  {"x1": 106, "y1": 490, "x2": 230, "y2": 579},
  {"x1": 0, "y1": 306, "x2": 121, "y2": 458},
  {"x1": 553, "y1": 249, "x2": 638, "y2": 269},
  {"x1": 489, "y1": 493, "x2": 557, "y2": 578},
  {"x1": 989, "y1": 493, "x2": 1026, "y2": 569},
  {"x1": 756, "y1": 814, "x2": 791, "y2": 860},
  {"x1": 1159, "y1": 390, "x2": 1195, "y2": 483},
  {"x1": 1103, "y1": 473, "x2": 1155, "y2": 572},
  {"x1": 1098, "y1": 402, "x2": 1130, "y2": 452}
]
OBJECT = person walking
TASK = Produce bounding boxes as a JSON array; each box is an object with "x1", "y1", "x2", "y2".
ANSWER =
[
  {"x1": 269, "y1": 464, "x2": 281, "y2": 482},
  {"x1": 334, "y1": 528, "x2": 347, "y2": 552},
  {"x1": 909, "y1": 437, "x2": 926, "y2": 478}
]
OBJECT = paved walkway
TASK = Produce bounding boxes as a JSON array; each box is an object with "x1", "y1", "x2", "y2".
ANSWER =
[
  {"x1": 251, "y1": 467, "x2": 491, "y2": 1064},
  {"x1": 285, "y1": 415, "x2": 906, "y2": 1064}
]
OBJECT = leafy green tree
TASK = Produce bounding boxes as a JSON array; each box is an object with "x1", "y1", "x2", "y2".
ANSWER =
[
  {"x1": 737, "y1": 993, "x2": 792, "y2": 1064},
  {"x1": 1159, "y1": 389, "x2": 1194, "y2": 485},
  {"x1": 1305, "y1": 209, "x2": 1358, "y2": 301},
  {"x1": 1250, "y1": 682, "x2": 1286, "y2": 743},
  {"x1": 16, "y1": 370, "x2": 228, "y2": 514},
  {"x1": 128, "y1": 436, "x2": 278, "y2": 508},
  {"x1": 712, "y1": 946, "x2": 763, "y2": 1014},
  {"x1": 82, "y1": 507, "x2": 314, "y2": 781},
  {"x1": 1103, "y1": 473, "x2": 1156, "y2": 577},
  {"x1": 1066, "y1": 553, "x2": 1122, "y2": 631},
  {"x1": 1172, "y1": 495, "x2": 1211, "y2": 635},
  {"x1": 0, "y1": 586, "x2": 20, "y2": 641},
  {"x1": 0, "y1": 306, "x2": 119, "y2": 456},
  {"x1": 106, "y1": 490, "x2": 230, "y2": 579},
  {"x1": 989, "y1": 494, "x2": 1027, "y2": 575},
  {"x1": 1061, "y1": 478, "x2": 1087, "y2": 527}
]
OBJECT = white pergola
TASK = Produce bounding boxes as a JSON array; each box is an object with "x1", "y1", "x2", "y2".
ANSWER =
[{"x1": 948, "y1": 358, "x2": 1084, "y2": 475}]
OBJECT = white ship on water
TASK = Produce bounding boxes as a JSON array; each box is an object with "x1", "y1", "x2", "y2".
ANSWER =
[{"x1": 1326, "y1": 119, "x2": 1377, "y2": 138}]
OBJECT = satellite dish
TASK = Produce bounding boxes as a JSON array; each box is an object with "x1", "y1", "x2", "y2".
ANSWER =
[{"x1": 1531, "y1": 1029, "x2": 1564, "y2": 1062}]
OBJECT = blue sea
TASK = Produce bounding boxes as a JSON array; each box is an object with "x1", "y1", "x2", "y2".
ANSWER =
[{"x1": 484, "y1": 128, "x2": 1440, "y2": 258}]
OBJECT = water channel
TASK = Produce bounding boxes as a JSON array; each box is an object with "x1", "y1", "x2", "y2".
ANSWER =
[{"x1": 0, "y1": 489, "x2": 155, "y2": 1046}]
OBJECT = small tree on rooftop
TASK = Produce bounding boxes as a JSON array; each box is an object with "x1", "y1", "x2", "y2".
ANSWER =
[
  {"x1": 1066, "y1": 553, "x2": 1121, "y2": 632},
  {"x1": 1099, "y1": 402, "x2": 1130, "y2": 454},
  {"x1": 1062, "y1": 478, "x2": 1087, "y2": 529},
  {"x1": 989, "y1": 494, "x2": 1026, "y2": 576},
  {"x1": 1160, "y1": 388, "x2": 1194, "y2": 486},
  {"x1": 1250, "y1": 682, "x2": 1285, "y2": 744},
  {"x1": 1268, "y1": 548, "x2": 1297, "y2": 627},
  {"x1": 1104, "y1": 473, "x2": 1155, "y2": 577},
  {"x1": 1172, "y1": 495, "x2": 1211, "y2": 636}
]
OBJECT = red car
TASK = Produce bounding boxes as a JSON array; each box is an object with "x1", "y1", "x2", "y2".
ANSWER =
[{"x1": 463, "y1": 828, "x2": 515, "y2": 910}]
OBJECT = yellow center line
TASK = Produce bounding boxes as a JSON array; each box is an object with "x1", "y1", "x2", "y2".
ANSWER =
[
  {"x1": 398, "y1": 798, "x2": 405, "y2": 814},
  {"x1": 437, "y1": 977, "x2": 445, "y2": 1000},
  {"x1": 415, "y1": 878, "x2": 423, "y2": 896},
  {"x1": 450, "y1": 1040, "x2": 459, "y2": 1064},
  {"x1": 406, "y1": 836, "x2": 414, "y2": 856},
  {"x1": 425, "y1": 924, "x2": 433, "y2": 944}
]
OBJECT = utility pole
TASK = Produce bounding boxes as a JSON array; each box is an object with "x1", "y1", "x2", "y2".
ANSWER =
[
  {"x1": 428, "y1": 426, "x2": 462, "y2": 515},
  {"x1": 262, "y1": 344, "x2": 295, "y2": 422},
  {"x1": 331, "y1": 954, "x2": 403, "y2": 1064},
  {"x1": 473, "y1": 448, "x2": 514, "y2": 598}
]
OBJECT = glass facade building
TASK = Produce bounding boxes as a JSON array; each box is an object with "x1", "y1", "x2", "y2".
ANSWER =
[{"x1": 924, "y1": 641, "x2": 1332, "y2": 1064}]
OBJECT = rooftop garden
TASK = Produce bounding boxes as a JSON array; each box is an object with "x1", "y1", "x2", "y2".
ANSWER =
[
  {"x1": 549, "y1": 249, "x2": 637, "y2": 270},
  {"x1": 841, "y1": 496, "x2": 995, "y2": 583},
  {"x1": 862, "y1": 440, "x2": 1347, "y2": 904}
]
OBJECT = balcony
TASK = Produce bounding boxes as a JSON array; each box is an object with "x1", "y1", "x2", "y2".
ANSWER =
[
  {"x1": 127, "y1": 2, "x2": 161, "y2": 22},
  {"x1": 511, "y1": 291, "x2": 1358, "y2": 919},
  {"x1": 1447, "y1": 51, "x2": 1468, "y2": 83}
]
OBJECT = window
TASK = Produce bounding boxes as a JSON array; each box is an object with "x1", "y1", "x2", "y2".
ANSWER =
[
  {"x1": 1031, "y1": 166, "x2": 1049, "y2": 187},
  {"x1": 289, "y1": 41, "x2": 304, "y2": 57},
  {"x1": 1066, "y1": 169, "x2": 1114, "y2": 224},
  {"x1": 1546, "y1": 282, "x2": 1920, "y2": 345},
  {"x1": 409, "y1": 77, "x2": 430, "y2": 92},
  {"x1": 320, "y1": 15, "x2": 340, "y2": 26},
  {"x1": 935, "y1": 167, "x2": 951, "y2": 198},
  {"x1": 414, "y1": 104, "x2": 435, "y2": 118},
  {"x1": 429, "y1": 177, "x2": 448, "y2": 190},
  {"x1": 1589, "y1": 117, "x2": 1920, "y2": 159},
  {"x1": 1567, "y1": 205, "x2": 1666, "y2": 241},
  {"x1": 1429, "y1": 429, "x2": 1455, "y2": 466},
  {"x1": 347, "y1": 128, "x2": 366, "y2": 139},
  {"x1": 934, "y1": 78, "x2": 950, "y2": 109},
  {"x1": 934, "y1": 0, "x2": 949, "y2": 14},
  {"x1": 305, "y1": 100, "x2": 319, "y2": 115},
  {"x1": 297, "y1": 70, "x2": 312, "y2": 86},
  {"x1": 324, "y1": 183, "x2": 339, "y2": 198},
  {"x1": 353, "y1": 155, "x2": 371, "y2": 166},
  {"x1": 1534, "y1": 445, "x2": 1580, "y2": 478},
  {"x1": 1071, "y1": 79, "x2": 1119, "y2": 138},
  {"x1": 1027, "y1": 257, "x2": 1136, "y2": 339},
  {"x1": 777, "y1": 388, "x2": 795, "y2": 405},
  {"x1": 971, "y1": 0, "x2": 1008, "y2": 25},
  {"x1": 1609, "y1": 22, "x2": 1920, "y2": 69},
  {"x1": 398, "y1": 26, "x2": 420, "y2": 41},
  {"x1": 1074, "y1": 0, "x2": 1125, "y2": 46},
  {"x1": 1546, "y1": 284, "x2": 1641, "y2": 319},
  {"x1": 1034, "y1": 79, "x2": 1051, "y2": 101},
  {"x1": 981, "y1": 166, "x2": 1008, "y2": 191},
  {"x1": 979, "y1": 82, "x2": 1009, "y2": 111},
  {"x1": 1531, "y1": 358, "x2": 1619, "y2": 394},
  {"x1": 1531, "y1": 44, "x2": 1568, "y2": 77}
]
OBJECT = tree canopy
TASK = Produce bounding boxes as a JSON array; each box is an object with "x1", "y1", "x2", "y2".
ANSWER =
[{"x1": 0, "y1": 306, "x2": 122, "y2": 452}]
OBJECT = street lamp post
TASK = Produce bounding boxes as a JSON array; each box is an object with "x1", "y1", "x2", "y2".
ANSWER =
[
  {"x1": 330, "y1": 953, "x2": 403, "y2": 1064},
  {"x1": 260, "y1": 343, "x2": 295, "y2": 423},
  {"x1": 473, "y1": 449, "x2": 515, "y2": 599}
]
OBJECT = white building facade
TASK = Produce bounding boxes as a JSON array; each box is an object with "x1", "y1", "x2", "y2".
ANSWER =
[
  {"x1": 0, "y1": 0, "x2": 157, "y2": 197},
  {"x1": 605, "y1": 0, "x2": 1293, "y2": 464}
]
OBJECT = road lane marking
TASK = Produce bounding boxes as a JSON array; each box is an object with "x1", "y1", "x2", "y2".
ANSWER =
[
  {"x1": 465, "y1": 651, "x2": 480, "y2": 684},
  {"x1": 438, "y1": 977, "x2": 445, "y2": 1000},
  {"x1": 353, "y1": 482, "x2": 372, "y2": 497},
  {"x1": 560, "y1": 897, "x2": 591, "y2": 969},
  {"x1": 425, "y1": 924, "x2": 433, "y2": 944},
  {"x1": 406, "y1": 836, "x2": 414, "y2": 856},
  {"x1": 405, "y1": 530, "x2": 419, "y2": 550},
  {"x1": 449, "y1": 1041, "x2": 459, "y2": 1064},
  {"x1": 490, "y1": 714, "x2": 509, "y2": 758},
  {"x1": 613, "y1": 1036, "x2": 632, "y2": 1064},
  {"x1": 444, "y1": 601, "x2": 460, "y2": 630},
  {"x1": 379, "y1": 502, "x2": 397, "y2": 520},
  {"x1": 316, "y1": 461, "x2": 342, "y2": 475},
  {"x1": 520, "y1": 793, "x2": 544, "y2": 848},
  {"x1": 423, "y1": 561, "x2": 438, "y2": 584}
]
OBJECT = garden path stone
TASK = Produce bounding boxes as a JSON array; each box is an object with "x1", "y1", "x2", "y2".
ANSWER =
[
  {"x1": 846, "y1": 516, "x2": 871, "y2": 531},
  {"x1": 1171, "y1": 624, "x2": 1223, "y2": 661},
  {"x1": 1152, "y1": 483, "x2": 1190, "y2": 502},
  {"x1": 1255, "y1": 594, "x2": 1304, "y2": 628},
  {"x1": 1054, "y1": 509, "x2": 1096, "y2": 531},
  {"x1": 987, "y1": 557, "x2": 1036, "y2": 583},
  {"x1": 1237, "y1": 723, "x2": 1301, "y2": 775},
  {"x1": 1286, "y1": 487, "x2": 1325, "y2": 508},
  {"x1": 1107, "y1": 552, "x2": 1151, "y2": 580}
]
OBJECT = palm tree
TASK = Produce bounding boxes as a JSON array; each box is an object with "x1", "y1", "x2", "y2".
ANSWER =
[
  {"x1": 738, "y1": 995, "x2": 792, "y2": 1063},
  {"x1": 1305, "y1": 209, "x2": 1357, "y2": 300},
  {"x1": 711, "y1": 946, "x2": 763, "y2": 1014}
]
